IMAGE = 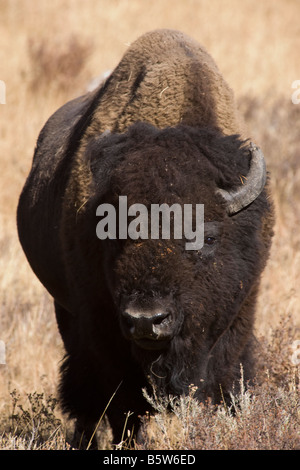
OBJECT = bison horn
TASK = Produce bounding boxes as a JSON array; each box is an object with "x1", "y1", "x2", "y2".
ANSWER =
[{"x1": 217, "y1": 142, "x2": 267, "y2": 214}]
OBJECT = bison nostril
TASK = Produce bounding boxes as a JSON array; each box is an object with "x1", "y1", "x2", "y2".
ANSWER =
[{"x1": 152, "y1": 312, "x2": 171, "y2": 326}]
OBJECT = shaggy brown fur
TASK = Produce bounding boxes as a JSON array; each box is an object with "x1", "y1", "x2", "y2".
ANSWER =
[
  {"x1": 65, "y1": 29, "x2": 245, "y2": 220},
  {"x1": 17, "y1": 29, "x2": 274, "y2": 447}
]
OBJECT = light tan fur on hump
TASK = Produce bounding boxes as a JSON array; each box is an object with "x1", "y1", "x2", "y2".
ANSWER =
[{"x1": 66, "y1": 29, "x2": 245, "y2": 214}]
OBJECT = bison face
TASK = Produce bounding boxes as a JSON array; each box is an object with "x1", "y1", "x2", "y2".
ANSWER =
[
  {"x1": 110, "y1": 218, "x2": 224, "y2": 356},
  {"x1": 110, "y1": 220, "x2": 224, "y2": 357},
  {"x1": 86, "y1": 122, "x2": 269, "y2": 396}
]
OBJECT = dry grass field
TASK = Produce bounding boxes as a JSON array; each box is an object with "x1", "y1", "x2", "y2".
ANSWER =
[{"x1": 0, "y1": 0, "x2": 299, "y2": 450}]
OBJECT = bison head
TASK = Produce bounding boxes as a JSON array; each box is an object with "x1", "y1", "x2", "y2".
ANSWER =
[{"x1": 85, "y1": 122, "x2": 269, "y2": 399}]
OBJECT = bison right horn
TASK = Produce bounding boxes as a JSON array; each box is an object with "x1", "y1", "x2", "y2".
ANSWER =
[{"x1": 217, "y1": 142, "x2": 267, "y2": 215}]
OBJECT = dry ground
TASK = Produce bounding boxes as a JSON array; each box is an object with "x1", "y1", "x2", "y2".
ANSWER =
[{"x1": 0, "y1": 0, "x2": 299, "y2": 450}]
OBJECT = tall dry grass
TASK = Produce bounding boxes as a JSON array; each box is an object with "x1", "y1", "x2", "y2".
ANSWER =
[{"x1": 0, "y1": 0, "x2": 299, "y2": 450}]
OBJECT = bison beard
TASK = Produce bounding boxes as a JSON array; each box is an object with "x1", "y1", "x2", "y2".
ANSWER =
[
  {"x1": 16, "y1": 29, "x2": 274, "y2": 447},
  {"x1": 143, "y1": 342, "x2": 194, "y2": 397},
  {"x1": 138, "y1": 312, "x2": 253, "y2": 403}
]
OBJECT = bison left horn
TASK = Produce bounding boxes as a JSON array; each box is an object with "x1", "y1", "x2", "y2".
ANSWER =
[{"x1": 217, "y1": 142, "x2": 267, "y2": 215}]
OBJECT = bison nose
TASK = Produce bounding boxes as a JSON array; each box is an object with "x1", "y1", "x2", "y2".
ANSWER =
[{"x1": 120, "y1": 310, "x2": 173, "y2": 341}]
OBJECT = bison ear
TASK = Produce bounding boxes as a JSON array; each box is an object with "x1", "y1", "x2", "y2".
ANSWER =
[
  {"x1": 85, "y1": 129, "x2": 111, "y2": 165},
  {"x1": 216, "y1": 143, "x2": 267, "y2": 215},
  {"x1": 84, "y1": 130, "x2": 128, "y2": 193}
]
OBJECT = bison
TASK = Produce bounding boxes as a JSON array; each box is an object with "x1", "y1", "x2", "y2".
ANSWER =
[{"x1": 17, "y1": 29, "x2": 274, "y2": 447}]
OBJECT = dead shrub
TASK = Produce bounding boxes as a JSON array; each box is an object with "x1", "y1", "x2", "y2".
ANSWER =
[
  {"x1": 27, "y1": 34, "x2": 93, "y2": 92},
  {"x1": 138, "y1": 363, "x2": 299, "y2": 450}
]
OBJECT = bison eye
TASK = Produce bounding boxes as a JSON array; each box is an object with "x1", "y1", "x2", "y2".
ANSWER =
[{"x1": 205, "y1": 236, "x2": 216, "y2": 246}]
